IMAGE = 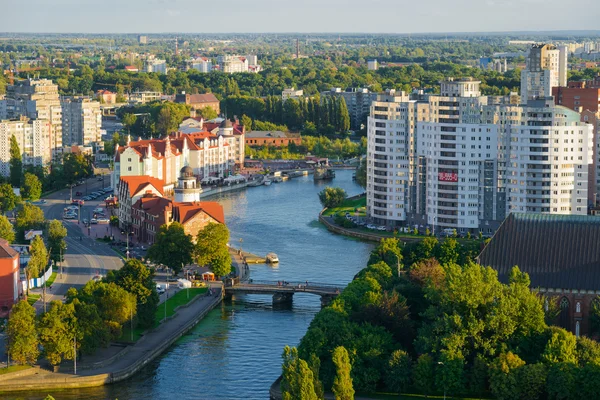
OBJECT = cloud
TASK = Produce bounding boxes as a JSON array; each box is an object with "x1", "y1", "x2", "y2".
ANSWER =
[{"x1": 166, "y1": 9, "x2": 181, "y2": 16}]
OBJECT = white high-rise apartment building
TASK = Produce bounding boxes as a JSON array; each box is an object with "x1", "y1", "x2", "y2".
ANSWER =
[
  {"x1": 60, "y1": 97, "x2": 102, "y2": 146},
  {"x1": 506, "y1": 99, "x2": 593, "y2": 215},
  {"x1": 145, "y1": 59, "x2": 167, "y2": 74},
  {"x1": 0, "y1": 79, "x2": 63, "y2": 160},
  {"x1": 217, "y1": 55, "x2": 249, "y2": 73},
  {"x1": 188, "y1": 57, "x2": 212, "y2": 73},
  {"x1": 521, "y1": 44, "x2": 567, "y2": 103},
  {"x1": 0, "y1": 117, "x2": 52, "y2": 177},
  {"x1": 367, "y1": 78, "x2": 595, "y2": 234}
]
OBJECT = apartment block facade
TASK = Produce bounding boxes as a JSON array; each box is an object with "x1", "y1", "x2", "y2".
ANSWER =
[
  {"x1": 60, "y1": 96, "x2": 102, "y2": 146},
  {"x1": 367, "y1": 79, "x2": 595, "y2": 234},
  {"x1": 521, "y1": 44, "x2": 567, "y2": 103},
  {"x1": 0, "y1": 78, "x2": 63, "y2": 160},
  {"x1": 0, "y1": 117, "x2": 52, "y2": 177}
]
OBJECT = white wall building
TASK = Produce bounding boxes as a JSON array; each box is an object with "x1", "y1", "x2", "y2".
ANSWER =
[
  {"x1": 60, "y1": 97, "x2": 102, "y2": 146},
  {"x1": 188, "y1": 58, "x2": 212, "y2": 73},
  {"x1": 0, "y1": 117, "x2": 52, "y2": 177},
  {"x1": 521, "y1": 44, "x2": 567, "y2": 103},
  {"x1": 0, "y1": 78, "x2": 63, "y2": 160},
  {"x1": 282, "y1": 88, "x2": 304, "y2": 100},
  {"x1": 366, "y1": 78, "x2": 595, "y2": 234},
  {"x1": 145, "y1": 59, "x2": 167, "y2": 74}
]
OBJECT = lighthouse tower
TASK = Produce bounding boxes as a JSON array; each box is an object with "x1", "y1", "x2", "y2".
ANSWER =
[{"x1": 175, "y1": 166, "x2": 201, "y2": 202}]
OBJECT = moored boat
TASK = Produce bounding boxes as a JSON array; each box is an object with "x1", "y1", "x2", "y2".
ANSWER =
[{"x1": 266, "y1": 252, "x2": 279, "y2": 263}]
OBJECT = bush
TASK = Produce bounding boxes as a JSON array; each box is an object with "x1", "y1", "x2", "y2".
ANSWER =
[{"x1": 318, "y1": 187, "x2": 347, "y2": 209}]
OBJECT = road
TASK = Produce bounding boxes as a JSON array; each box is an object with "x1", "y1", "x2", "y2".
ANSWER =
[{"x1": 32, "y1": 176, "x2": 124, "y2": 311}]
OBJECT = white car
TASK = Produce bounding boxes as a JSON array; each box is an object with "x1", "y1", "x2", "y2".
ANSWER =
[
  {"x1": 377, "y1": 226, "x2": 387, "y2": 231},
  {"x1": 156, "y1": 285, "x2": 166, "y2": 294}
]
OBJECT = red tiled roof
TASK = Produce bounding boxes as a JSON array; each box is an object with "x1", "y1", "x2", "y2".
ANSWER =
[
  {"x1": 120, "y1": 176, "x2": 165, "y2": 198},
  {"x1": 186, "y1": 93, "x2": 219, "y2": 104},
  {"x1": 173, "y1": 201, "x2": 225, "y2": 225},
  {"x1": 0, "y1": 238, "x2": 18, "y2": 259},
  {"x1": 133, "y1": 195, "x2": 173, "y2": 216}
]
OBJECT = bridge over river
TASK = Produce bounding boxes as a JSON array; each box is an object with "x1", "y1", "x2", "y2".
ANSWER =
[{"x1": 224, "y1": 280, "x2": 344, "y2": 306}]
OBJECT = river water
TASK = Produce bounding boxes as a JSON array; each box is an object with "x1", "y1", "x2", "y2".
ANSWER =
[{"x1": 6, "y1": 170, "x2": 373, "y2": 400}]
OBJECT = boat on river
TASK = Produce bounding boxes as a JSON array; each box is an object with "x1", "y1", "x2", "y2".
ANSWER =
[
  {"x1": 314, "y1": 167, "x2": 335, "y2": 181},
  {"x1": 247, "y1": 179, "x2": 263, "y2": 187},
  {"x1": 263, "y1": 179, "x2": 272, "y2": 186},
  {"x1": 266, "y1": 252, "x2": 279, "y2": 263}
]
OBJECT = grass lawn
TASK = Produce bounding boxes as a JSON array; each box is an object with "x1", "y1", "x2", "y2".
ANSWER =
[
  {"x1": 117, "y1": 287, "x2": 208, "y2": 343},
  {"x1": 156, "y1": 288, "x2": 208, "y2": 322},
  {"x1": 323, "y1": 196, "x2": 367, "y2": 217},
  {"x1": 0, "y1": 365, "x2": 32, "y2": 375},
  {"x1": 26, "y1": 294, "x2": 41, "y2": 306},
  {"x1": 44, "y1": 272, "x2": 57, "y2": 287}
]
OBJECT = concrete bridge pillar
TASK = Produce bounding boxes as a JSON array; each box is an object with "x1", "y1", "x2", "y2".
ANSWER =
[{"x1": 273, "y1": 292, "x2": 293, "y2": 305}]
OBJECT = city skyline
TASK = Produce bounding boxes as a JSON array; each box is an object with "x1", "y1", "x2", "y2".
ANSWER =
[{"x1": 3, "y1": 0, "x2": 600, "y2": 34}]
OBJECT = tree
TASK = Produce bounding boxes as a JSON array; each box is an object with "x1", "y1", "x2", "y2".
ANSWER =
[
  {"x1": 337, "y1": 97, "x2": 350, "y2": 133},
  {"x1": 0, "y1": 183, "x2": 18, "y2": 215},
  {"x1": 385, "y1": 350, "x2": 412, "y2": 394},
  {"x1": 195, "y1": 222, "x2": 231, "y2": 277},
  {"x1": 107, "y1": 259, "x2": 159, "y2": 328},
  {"x1": 518, "y1": 363, "x2": 547, "y2": 400},
  {"x1": 489, "y1": 352, "x2": 525, "y2": 400},
  {"x1": 409, "y1": 258, "x2": 445, "y2": 289},
  {"x1": 318, "y1": 187, "x2": 347, "y2": 209},
  {"x1": 21, "y1": 172, "x2": 42, "y2": 201},
  {"x1": 355, "y1": 161, "x2": 366, "y2": 188},
  {"x1": 437, "y1": 238, "x2": 459, "y2": 265},
  {"x1": 26, "y1": 235, "x2": 48, "y2": 295},
  {"x1": 241, "y1": 114, "x2": 253, "y2": 130},
  {"x1": 542, "y1": 327, "x2": 578, "y2": 364},
  {"x1": 121, "y1": 113, "x2": 137, "y2": 134},
  {"x1": 281, "y1": 346, "x2": 318, "y2": 400},
  {"x1": 435, "y1": 351, "x2": 465, "y2": 397},
  {"x1": 332, "y1": 346, "x2": 354, "y2": 400},
  {"x1": 38, "y1": 301, "x2": 79, "y2": 366},
  {"x1": 0, "y1": 214, "x2": 15, "y2": 243},
  {"x1": 547, "y1": 362, "x2": 577, "y2": 400},
  {"x1": 9, "y1": 134, "x2": 22, "y2": 188},
  {"x1": 62, "y1": 153, "x2": 93, "y2": 185},
  {"x1": 47, "y1": 220, "x2": 67, "y2": 266},
  {"x1": 6, "y1": 300, "x2": 39, "y2": 365},
  {"x1": 309, "y1": 353, "x2": 325, "y2": 400},
  {"x1": 15, "y1": 203, "x2": 45, "y2": 242},
  {"x1": 147, "y1": 222, "x2": 194, "y2": 275},
  {"x1": 412, "y1": 354, "x2": 435, "y2": 396},
  {"x1": 198, "y1": 106, "x2": 217, "y2": 120}
]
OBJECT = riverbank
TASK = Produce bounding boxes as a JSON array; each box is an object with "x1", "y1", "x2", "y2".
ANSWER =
[{"x1": 0, "y1": 286, "x2": 223, "y2": 393}]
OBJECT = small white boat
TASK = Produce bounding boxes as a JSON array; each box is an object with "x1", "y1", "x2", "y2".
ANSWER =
[
  {"x1": 263, "y1": 179, "x2": 272, "y2": 186},
  {"x1": 266, "y1": 252, "x2": 279, "y2": 263}
]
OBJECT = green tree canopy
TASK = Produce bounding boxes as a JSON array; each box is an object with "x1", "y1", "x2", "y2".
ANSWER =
[
  {"x1": 281, "y1": 346, "x2": 319, "y2": 400},
  {"x1": 332, "y1": 346, "x2": 355, "y2": 400},
  {"x1": 147, "y1": 222, "x2": 194, "y2": 275},
  {"x1": 38, "y1": 301, "x2": 80, "y2": 365},
  {"x1": 194, "y1": 222, "x2": 231, "y2": 277},
  {"x1": 6, "y1": 300, "x2": 39, "y2": 365},
  {"x1": 0, "y1": 214, "x2": 16, "y2": 243},
  {"x1": 9, "y1": 135, "x2": 22, "y2": 188},
  {"x1": 15, "y1": 203, "x2": 45, "y2": 242},
  {"x1": 0, "y1": 183, "x2": 19, "y2": 215},
  {"x1": 47, "y1": 219, "x2": 67, "y2": 266},
  {"x1": 318, "y1": 187, "x2": 346, "y2": 209},
  {"x1": 21, "y1": 172, "x2": 42, "y2": 201},
  {"x1": 26, "y1": 235, "x2": 48, "y2": 295}
]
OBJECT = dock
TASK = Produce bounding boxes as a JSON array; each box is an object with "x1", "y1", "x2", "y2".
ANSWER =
[{"x1": 230, "y1": 246, "x2": 267, "y2": 263}]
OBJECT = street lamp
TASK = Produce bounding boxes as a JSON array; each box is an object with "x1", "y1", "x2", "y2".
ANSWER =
[
  {"x1": 395, "y1": 253, "x2": 401, "y2": 278},
  {"x1": 438, "y1": 362, "x2": 446, "y2": 400}
]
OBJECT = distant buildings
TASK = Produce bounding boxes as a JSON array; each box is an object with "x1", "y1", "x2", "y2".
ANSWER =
[
  {"x1": 95, "y1": 89, "x2": 117, "y2": 104},
  {"x1": 118, "y1": 175, "x2": 167, "y2": 229},
  {"x1": 479, "y1": 57, "x2": 508, "y2": 73},
  {"x1": 520, "y1": 44, "x2": 567, "y2": 103},
  {"x1": 553, "y1": 75, "x2": 600, "y2": 113},
  {"x1": 175, "y1": 93, "x2": 220, "y2": 114},
  {"x1": 187, "y1": 57, "x2": 212, "y2": 73},
  {"x1": 367, "y1": 60, "x2": 378, "y2": 71},
  {"x1": 60, "y1": 96, "x2": 102, "y2": 146},
  {"x1": 124, "y1": 66, "x2": 139, "y2": 73},
  {"x1": 145, "y1": 59, "x2": 167, "y2": 74},
  {"x1": 138, "y1": 35, "x2": 148, "y2": 45},
  {"x1": 366, "y1": 78, "x2": 594, "y2": 234},
  {"x1": 0, "y1": 238, "x2": 20, "y2": 317},
  {"x1": 216, "y1": 55, "x2": 261, "y2": 74},
  {"x1": 245, "y1": 130, "x2": 301, "y2": 147},
  {"x1": 127, "y1": 91, "x2": 162, "y2": 104},
  {"x1": 322, "y1": 87, "x2": 378, "y2": 130},
  {"x1": 282, "y1": 88, "x2": 304, "y2": 100}
]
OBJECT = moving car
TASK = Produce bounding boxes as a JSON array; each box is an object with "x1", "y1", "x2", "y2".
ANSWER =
[{"x1": 90, "y1": 218, "x2": 98, "y2": 224}]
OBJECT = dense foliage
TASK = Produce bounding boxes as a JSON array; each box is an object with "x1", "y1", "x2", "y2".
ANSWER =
[{"x1": 290, "y1": 237, "x2": 600, "y2": 398}]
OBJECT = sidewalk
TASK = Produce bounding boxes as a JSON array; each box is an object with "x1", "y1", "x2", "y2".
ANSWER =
[
  {"x1": 229, "y1": 247, "x2": 250, "y2": 282},
  {"x1": 0, "y1": 286, "x2": 223, "y2": 391}
]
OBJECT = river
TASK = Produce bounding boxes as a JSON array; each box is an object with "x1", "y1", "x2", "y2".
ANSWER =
[{"x1": 5, "y1": 169, "x2": 373, "y2": 400}]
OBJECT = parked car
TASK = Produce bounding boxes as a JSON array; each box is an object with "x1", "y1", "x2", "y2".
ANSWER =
[
  {"x1": 64, "y1": 214, "x2": 77, "y2": 220},
  {"x1": 366, "y1": 224, "x2": 376, "y2": 230},
  {"x1": 103, "y1": 187, "x2": 113, "y2": 192},
  {"x1": 377, "y1": 226, "x2": 387, "y2": 231},
  {"x1": 39, "y1": 199, "x2": 47, "y2": 204},
  {"x1": 90, "y1": 218, "x2": 98, "y2": 224},
  {"x1": 156, "y1": 285, "x2": 166, "y2": 294},
  {"x1": 76, "y1": 191, "x2": 83, "y2": 196},
  {"x1": 82, "y1": 218, "x2": 89, "y2": 224},
  {"x1": 66, "y1": 205, "x2": 78, "y2": 211},
  {"x1": 97, "y1": 218, "x2": 110, "y2": 224}
]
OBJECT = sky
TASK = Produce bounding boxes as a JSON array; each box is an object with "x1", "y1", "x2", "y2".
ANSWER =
[{"x1": 3, "y1": 0, "x2": 600, "y2": 34}]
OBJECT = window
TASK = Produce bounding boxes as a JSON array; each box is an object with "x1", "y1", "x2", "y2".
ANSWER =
[
  {"x1": 576, "y1": 302, "x2": 581, "y2": 313},
  {"x1": 576, "y1": 321, "x2": 580, "y2": 338}
]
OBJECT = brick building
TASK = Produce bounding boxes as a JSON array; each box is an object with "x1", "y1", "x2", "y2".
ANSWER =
[
  {"x1": 553, "y1": 75, "x2": 600, "y2": 113},
  {"x1": 477, "y1": 213, "x2": 600, "y2": 337},
  {"x1": 175, "y1": 93, "x2": 220, "y2": 115},
  {"x1": 118, "y1": 175, "x2": 167, "y2": 229},
  {"x1": 245, "y1": 131, "x2": 302, "y2": 147},
  {"x1": 0, "y1": 238, "x2": 20, "y2": 316}
]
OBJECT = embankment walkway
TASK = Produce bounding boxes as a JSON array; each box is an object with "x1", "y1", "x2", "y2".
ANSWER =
[{"x1": 0, "y1": 287, "x2": 223, "y2": 393}]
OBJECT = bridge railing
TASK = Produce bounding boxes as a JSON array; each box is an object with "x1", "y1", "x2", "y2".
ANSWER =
[{"x1": 240, "y1": 280, "x2": 346, "y2": 290}]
